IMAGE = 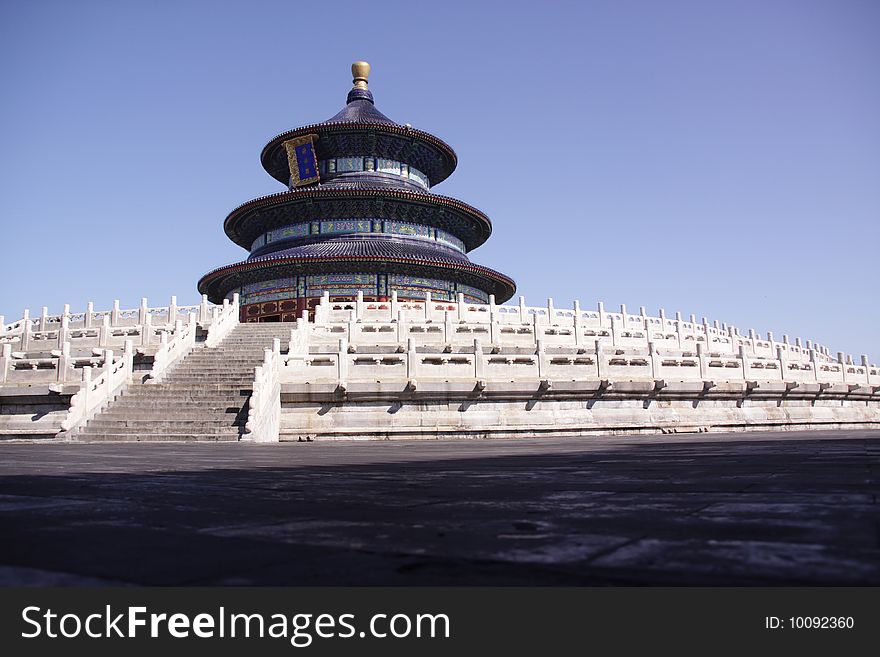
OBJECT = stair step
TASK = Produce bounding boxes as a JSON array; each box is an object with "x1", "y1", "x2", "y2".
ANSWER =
[
  {"x1": 72, "y1": 323, "x2": 292, "y2": 443},
  {"x1": 78, "y1": 433, "x2": 241, "y2": 442},
  {"x1": 85, "y1": 422, "x2": 243, "y2": 432},
  {"x1": 93, "y1": 410, "x2": 244, "y2": 420}
]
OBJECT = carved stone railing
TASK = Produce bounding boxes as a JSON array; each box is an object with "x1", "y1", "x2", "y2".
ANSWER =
[
  {"x1": 205, "y1": 294, "x2": 240, "y2": 348},
  {"x1": 145, "y1": 314, "x2": 198, "y2": 384},
  {"x1": 309, "y1": 292, "x2": 868, "y2": 368},
  {"x1": 0, "y1": 341, "x2": 119, "y2": 385},
  {"x1": 244, "y1": 338, "x2": 281, "y2": 442},
  {"x1": 0, "y1": 296, "x2": 217, "y2": 353},
  {"x1": 277, "y1": 333, "x2": 880, "y2": 393},
  {"x1": 58, "y1": 340, "x2": 134, "y2": 437}
]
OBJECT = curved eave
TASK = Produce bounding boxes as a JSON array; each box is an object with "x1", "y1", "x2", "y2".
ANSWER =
[
  {"x1": 260, "y1": 121, "x2": 458, "y2": 186},
  {"x1": 223, "y1": 187, "x2": 493, "y2": 252},
  {"x1": 198, "y1": 254, "x2": 516, "y2": 304}
]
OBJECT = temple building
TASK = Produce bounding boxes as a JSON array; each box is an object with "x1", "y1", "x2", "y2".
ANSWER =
[
  {"x1": 198, "y1": 62, "x2": 516, "y2": 323},
  {"x1": 1, "y1": 62, "x2": 877, "y2": 443}
]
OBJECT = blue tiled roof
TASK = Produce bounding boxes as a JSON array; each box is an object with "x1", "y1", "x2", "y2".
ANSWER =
[{"x1": 250, "y1": 235, "x2": 470, "y2": 265}]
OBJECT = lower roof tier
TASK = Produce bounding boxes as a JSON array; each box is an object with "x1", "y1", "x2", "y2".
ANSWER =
[
  {"x1": 197, "y1": 238, "x2": 516, "y2": 305},
  {"x1": 223, "y1": 187, "x2": 492, "y2": 253}
]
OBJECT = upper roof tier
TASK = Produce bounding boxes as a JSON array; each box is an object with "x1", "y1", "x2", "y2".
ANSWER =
[{"x1": 260, "y1": 62, "x2": 458, "y2": 188}]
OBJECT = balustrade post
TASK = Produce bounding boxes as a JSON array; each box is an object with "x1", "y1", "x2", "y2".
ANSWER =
[
  {"x1": 648, "y1": 341, "x2": 660, "y2": 379},
  {"x1": 809, "y1": 349, "x2": 819, "y2": 382},
  {"x1": 519, "y1": 296, "x2": 527, "y2": 324},
  {"x1": 391, "y1": 291, "x2": 400, "y2": 320},
  {"x1": 111, "y1": 300, "x2": 120, "y2": 325},
  {"x1": 21, "y1": 309, "x2": 31, "y2": 351},
  {"x1": 82, "y1": 366, "x2": 92, "y2": 411},
  {"x1": 100, "y1": 315, "x2": 111, "y2": 347},
  {"x1": 142, "y1": 312, "x2": 152, "y2": 347},
  {"x1": 407, "y1": 337, "x2": 417, "y2": 379},
  {"x1": 596, "y1": 339, "x2": 608, "y2": 379},
  {"x1": 85, "y1": 302, "x2": 94, "y2": 329},
  {"x1": 490, "y1": 315, "x2": 500, "y2": 347},
  {"x1": 748, "y1": 328, "x2": 758, "y2": 354},
  {"x1": 138, "y1": 298, "x2": 148, "y2": 325},
  {"x1": 291, "y1": 323, "x2": 301, "y2": 352},
  {"x1": 697, "y1": 342, "x2": 710, "y2": 380},
  {"x1": 199, "y1": 295, "x2": 209, "y2": 324},
  {"x1": 169, "y1": 295, "x2": 178, "y2": 325},
  {"x1": 777, "y1": 346, "x2": 789, "y2": 381},
  {"x1": 457, "y1": 293, "x2": 465, "y2": 321},
  {"x1": 547, "y1": 298, "x2": 555, "y2": 325},
  {"x1": 838, "y1": 352, "x2": 848, "y2": 383},
  {"x1": 488, "y1": 294, "x2": 498, "y2": 338},
  {"x1": 58, "y1": 316, "x2": 69, "y2": 349},
  {"x1": 536, "y1": 338, "x2": 547, "y2": 378},
  {"x1": 0, "y1": 316, "x2": 5, "y2": 338},
  {"x1": 610, "y1": 315, "x2": 621, "y2": 347},
  {"x1": 573, "y1": 299, "x2": 582, "y2": 346},
  {"x1": 658, "y1": 307, "x2": 666, "y2": 333},
  {"x1": 102, "y1": 349, "x2": 114, "y2": 402},
  {"x1": 423, "y1": 291, "x2": 431, "y2": 320},
  {"x1": 123, "y1": 339, "x2": 134, "y2": 376},
  {"x1": 347, "y1": 309, "x2": 357, "y2": 344},
  {"x1": 474, "y1": 338, "x2": 485, "y2": 379},
  {"x1": 356, "y1": 291, "x2": 364, "y2": 320},
  {"x1": 397, "y1": 310, "x2": 408, "y2": 343},
  {"x1": 739, "y1": 345, "x2": 749, "y2": 380},
  {"x1": 337, "y1": 338, "x2": 349, "y2": 383},
  {"x1": 443, "y1": 310, "x2": 453, "y2": 344},
  {"x1": 40, "y1": 306, "x2": 49, "y2": 332},
  {"x1": 0, "y1": 343, "x2": 11, "y2": 383},
  {"x1": 598, "y1": 301, "x2": 606, "y2": 328},
  {"x1": 63, "y1": 304, "x2": 71, "y2": 322}
]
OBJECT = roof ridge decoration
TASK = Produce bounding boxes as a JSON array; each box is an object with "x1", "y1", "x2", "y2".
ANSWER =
[{"x1": 347, "y1": 60, "x2": 373, "y2": 104}]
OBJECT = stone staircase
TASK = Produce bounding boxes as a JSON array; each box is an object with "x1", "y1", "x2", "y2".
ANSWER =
[{"x1": 75, "y1": 324, "x2": 290, "y2": 441}]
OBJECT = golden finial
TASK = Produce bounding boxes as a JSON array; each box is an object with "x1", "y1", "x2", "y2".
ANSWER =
[{"x1": 352, "y1": 61, "x2": 371, "y2": 90}]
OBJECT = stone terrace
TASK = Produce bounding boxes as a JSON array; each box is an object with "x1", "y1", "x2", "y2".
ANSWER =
[{"x1": 0, "y1": 430, "x2": 877, "y2": 585}]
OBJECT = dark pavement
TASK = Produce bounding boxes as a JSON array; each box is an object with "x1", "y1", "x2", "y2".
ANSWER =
[{"x1": 0, "y1": 430, "x2": 878, "y2": 586}]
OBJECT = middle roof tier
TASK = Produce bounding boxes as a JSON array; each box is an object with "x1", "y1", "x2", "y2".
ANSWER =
[{"x1": 223, "y1": 186, "x2": 493, "y2": 253}]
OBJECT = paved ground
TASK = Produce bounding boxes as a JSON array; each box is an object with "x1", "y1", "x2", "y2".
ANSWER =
[{"x1": 0, "y1": 430, "x2": 878, "y2": 585}]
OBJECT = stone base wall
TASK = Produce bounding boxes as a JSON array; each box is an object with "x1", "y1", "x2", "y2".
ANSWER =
[
  {"x1": 278, "y1": 388, "x2": 880, "y2": 441},
  {"x1": 0, "y1": 387, "x2": 77, "y2": 439}
]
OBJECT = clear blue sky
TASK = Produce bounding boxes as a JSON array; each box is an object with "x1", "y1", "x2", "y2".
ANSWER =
[{"x1": 1, "y1": 0, "x2": 877, "y2": 359}]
